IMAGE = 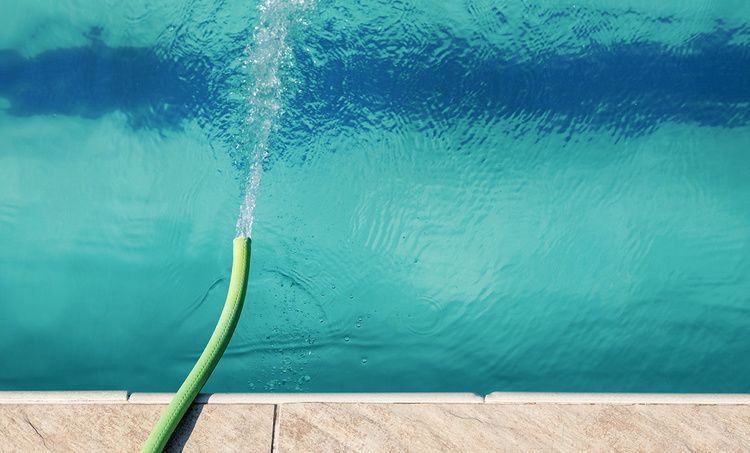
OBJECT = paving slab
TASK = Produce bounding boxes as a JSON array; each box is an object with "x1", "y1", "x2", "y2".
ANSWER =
[
  {"x1": 0, "y1": 403, "x2": 274, "y2": 453},
  {"x1": 274, "y1": 402, "x2": 750, "y2": 452},
  {"x1": 2, "y1": 393, "x2": 750, "y2": 452},
  {"x1": 129, "y1": 392, "x2": 481, "y2": 404},
  {"x1": 486, "y1": 391, "x2": 750, "y2": 405},
  {"x1": 0, "y1": 391, "x2": 127, "y2": 404}
]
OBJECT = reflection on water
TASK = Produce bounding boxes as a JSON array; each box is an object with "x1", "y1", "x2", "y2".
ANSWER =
[{"x1": 0, "y1": 34, "x2": 215, "y2": 129}]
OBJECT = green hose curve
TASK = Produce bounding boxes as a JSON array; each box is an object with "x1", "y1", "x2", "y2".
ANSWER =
[{"x1": 142, "y1": 237, "x2": 251, "y2": 453}]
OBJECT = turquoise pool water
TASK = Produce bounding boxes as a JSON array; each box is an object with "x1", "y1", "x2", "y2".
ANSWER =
[{"x1": 1, "y1": 0, "x2": 749, "y2": 394}]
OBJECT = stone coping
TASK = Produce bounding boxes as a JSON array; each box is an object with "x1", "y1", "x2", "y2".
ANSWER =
[
  {"x1": 485, "y1": 392, "x2": 750, "y2": 405},
  {"x1": 0, "y1": 391, "x2": 128, "y2": 404},
  {"x1": 128, "y1": 392, "x2": 484, "y2": 404},
  {"x1": 1, "y1": 391, "x2": 749, "y2": 405}
]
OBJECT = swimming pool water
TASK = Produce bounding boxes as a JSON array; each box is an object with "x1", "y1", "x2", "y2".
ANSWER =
[{"x1": 1, "y1": 0, "x2": 749, "y2": 393}]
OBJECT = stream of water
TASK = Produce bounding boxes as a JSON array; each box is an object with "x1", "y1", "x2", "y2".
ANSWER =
[{"x1": 236, "y1": 0, "x2": 312, "y2": 238}]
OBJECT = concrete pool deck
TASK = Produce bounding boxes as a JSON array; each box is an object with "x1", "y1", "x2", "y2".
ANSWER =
[{"x1": 1, "y1": 392, "x2": 749, "y2": 452}]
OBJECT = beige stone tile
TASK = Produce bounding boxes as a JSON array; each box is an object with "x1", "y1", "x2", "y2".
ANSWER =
[
  {"x1": 275, "y1": 403, "x2": 750, "y2": 453},
  {"x1": 0, "y1": 391, "x2": 127, "y2": 404},
  {"x1": 128, "y1": 392, "x2": 481, "y2": 404},
  {"x1": 0, "y1": 404, "x2": 274, "y2": 453},
  {"x1": 485, "y1": 392, "x2": 750, "y2": 405}
]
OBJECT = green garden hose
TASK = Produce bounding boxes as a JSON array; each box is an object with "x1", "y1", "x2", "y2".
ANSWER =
[{"x1": 142, "y1": 237, "x2": 251, "y2": 453}]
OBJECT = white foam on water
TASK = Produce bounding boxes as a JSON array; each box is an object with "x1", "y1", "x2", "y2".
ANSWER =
[{"x1": 236, "y1": 0, "x2": 312, "y2": 238}]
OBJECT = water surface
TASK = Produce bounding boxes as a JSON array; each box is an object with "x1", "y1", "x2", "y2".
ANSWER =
[{"x1": 1, "y1": 0, "x2": 749, "y2": 393}]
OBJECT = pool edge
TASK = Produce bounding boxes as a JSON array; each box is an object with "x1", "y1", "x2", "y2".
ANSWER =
[{"x1": 2, "y1": 391, "x2": 749, "y2": 405}]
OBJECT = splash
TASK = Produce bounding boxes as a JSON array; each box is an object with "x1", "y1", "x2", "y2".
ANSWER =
[{"x1": 236, "y1": 0, "x2": 311, "y2": 238}]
